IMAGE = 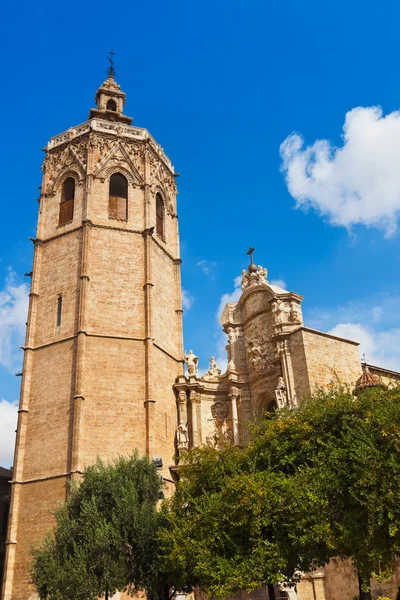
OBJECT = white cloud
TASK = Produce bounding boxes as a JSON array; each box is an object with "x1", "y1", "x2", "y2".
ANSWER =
[
  {"x1": 328, "y1": 323, "x2": 400, "y2": 372},
  {"x1": 181, "y1": 288, "x2": 194, "y2": 311},
  {"x1": 0, "y1": 269, "x2": 29, "y2": 372},
  {"x1": 196, "y1": 260, "x2": 217, "y2": 278},
  {"x1": 280, "y1": 106, "x2": 400, "y2": 235},
  {"x1": 270, "y1": 278, "x2": 287, "y2": 290},
  {"x1": 216, "y1": 275, "x2": 242, "y2": 321},
  {"x1": 0, "y1": 399, "x2": 18, "y2": 467}
]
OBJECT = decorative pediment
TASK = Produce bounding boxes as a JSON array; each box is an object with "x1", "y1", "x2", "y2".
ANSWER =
[
  {"x1": 45, "y1": 145, "x2": 86, "y2": 195},
  {"x1": 93, "y1": 140, "x2": 143, "y2": 184}
]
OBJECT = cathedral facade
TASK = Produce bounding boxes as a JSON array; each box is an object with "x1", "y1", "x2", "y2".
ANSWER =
[{"x1": 2, "y1": 74, "x2": 400, "y2": 600}]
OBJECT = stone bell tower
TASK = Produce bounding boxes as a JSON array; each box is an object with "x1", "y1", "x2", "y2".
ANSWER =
[{"x1": 3, "y1": 70, "x2": 184, "y2": 600}]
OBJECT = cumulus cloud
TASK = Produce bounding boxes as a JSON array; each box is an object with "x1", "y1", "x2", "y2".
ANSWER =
[
  {"x1": 280, "y1": 106, "x2": 400, "y2": 235},
  {"x1": 181, "y1": 288, "x2": 194, "y2": 311},
  {"x1": 328, "y1": 323, "x2": 400, "y2": 372},
  {"x1": 0, "y1": 269, "x2": 29, "y2": 372},
  {"x1": 216, "y1": 275, "x2": 242, "y2": 321},
  {"x1": 196, "y1": 260, "x2": 217, "y2": 278},
  {"x1": 270, "y1": 278, "x2": 287, "y2": 290},
  {"x1": 0, "y1": 399, "x2": 18, "y2": 468}
]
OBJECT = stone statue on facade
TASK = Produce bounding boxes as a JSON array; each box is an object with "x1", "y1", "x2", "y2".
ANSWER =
[
  {"x1": 272, "y1": 298, "x2": 290, "y2": 325},
  {"x1": 257, "y1": 265, "x2": 268, "y2": 282},
  {"x1": 241, "y1": 269, "x2": 250, "y2": 290},
  {"x1": 176, "y1": 421, "x2": 189, "y2": 451},
  {"x1": 184, "y1": 350, "x2": 198, "y2": 376},
  {"x1": 241, "y1": 263, "x2": 268, "y2": 291},
  {"x1": 290, "y1": 301, "x2": 302, "y2": 324},
  {"x1": 275, "y1": 376, "x2": 288, "y2": 409}
]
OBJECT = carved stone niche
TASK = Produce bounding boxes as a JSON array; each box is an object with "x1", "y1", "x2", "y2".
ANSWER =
[{"x1": 211, "y1": 401, "x2": 228, "y2": 424}]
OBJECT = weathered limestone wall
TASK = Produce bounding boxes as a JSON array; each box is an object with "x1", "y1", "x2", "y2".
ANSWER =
[
  {"x1": 87, "y1": 228, "x2": 145, "y2": 337},
  {"x1": 293, "y1": 328, "x2": 361, "y2": 397},
  {"x1": 23, "y1": 341, "x2": 75, "y2": 481},
  {"x1": 34, "y1": 232, "x2": 81, "y2": 346},
  {"x1": 81, "y1": 337, "x2": 146, "y2": 467},
  {"x1": 7, "y1": 478, "x2": 67, "y2": 600}
]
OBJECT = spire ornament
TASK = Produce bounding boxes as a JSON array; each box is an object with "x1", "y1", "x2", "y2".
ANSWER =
[
  {"x1": 106, "y1": 49, "x2": 117, "y2": 79},
  {"x1": 247, "y1": 246, "x2": 257, "y2": 274}
]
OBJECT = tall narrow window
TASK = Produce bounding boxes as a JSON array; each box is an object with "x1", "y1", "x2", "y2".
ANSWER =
[
  {"x1": 56, "y1": 295, "x2": 63, "y2": 327},
  {"x1": 156, "y1": 193, "x2": 164, "y2": 238},
  {"x1": 109, "y1": 173, "x2": 128, "y2": 220},
  {"x1": 59, "y1": 177, "x2": 75, "y2": 225}
]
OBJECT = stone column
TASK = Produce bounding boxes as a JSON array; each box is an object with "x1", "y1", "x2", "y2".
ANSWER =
[
  {"x1": 177, "y1": 390, "x2": 188, "y2": 425},
  {"x1": 229, "y1": 387, "x2": 240, "y2": 445},
  {"x1": 190, "y1": 391, "x2": 200, "y2": 447},
  {"x1": 69, "y1": 219, "x2": 91, "y2": 478},
  {"x1": 143, "y1": 150, "x2": 156, "y2": 457},
  {"x1": 276, "y1": 337, "x2": 297, "y2": 407}
]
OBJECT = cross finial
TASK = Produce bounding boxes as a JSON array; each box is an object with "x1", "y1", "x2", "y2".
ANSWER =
[
  {"x1": 106, "y1": 49, "x2": 117, "y2": 79},
  {"x1": 362, "y1": 353, "x2": 367, "y2": 365},
  {"x1": 247, "y1": 247, "x2": 255, "y2": 265}
]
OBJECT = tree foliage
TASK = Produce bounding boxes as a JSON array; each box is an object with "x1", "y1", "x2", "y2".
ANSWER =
[
  {"x1": 31, "y1": 453, "x2": 165, "y2": 600},
  {"x1": 159, "y1": 384, "x2": 400, "y2": 599}
]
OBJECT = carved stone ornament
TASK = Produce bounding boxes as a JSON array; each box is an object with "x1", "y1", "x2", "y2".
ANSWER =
[
  {"x1": 211, "y1": 401, "x2": 228, "y2": 424},
  {"x1": 246, "y1": 330, "x2": 274, "y2": 373},
  {"x1": 201, "y1": 356, "x2": 221, "y2": 381},
  {"x1": 275, "y1": 339, "x2": 290, "y2": 357},
  {"x1": 241, "y1": 264, "x2": 268, "y2": 291},
  {"x1": 184, "y1": 350, "x2": 198, "y2": 376}
]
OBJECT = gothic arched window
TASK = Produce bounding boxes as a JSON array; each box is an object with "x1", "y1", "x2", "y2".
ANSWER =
[
  {"x1": 156, "y1": 193, "x2": 164, "y2": 238},
  {"x1": 106, "y1": 99, "x2": 117, "y2": 111},
  {"x1": 109, "y1": 173, "x2": 128, "y2": 220},
  {"x1": 59, "y1": 177, "x2": 75, "y2": 226}
]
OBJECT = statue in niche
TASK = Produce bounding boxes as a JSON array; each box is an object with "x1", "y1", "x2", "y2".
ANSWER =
[
  {"x1": 176, "y1": 421, "x2": 189, "y2": 451},
  {"x1": 272, "y1": 298, "x2": 290, "y2": 325},
  {"x1": 290, "y1": 302, "x2": 302, "y2": 324},
  {"x1": 275, "y1": 376, "x2": 288, "y2": 408},
  {"x1": 202, "y1": 356, "x2": 221, "y2": 380},
  {"x1": 184, "y1": 349, "x2": 198, "y2": 376}
]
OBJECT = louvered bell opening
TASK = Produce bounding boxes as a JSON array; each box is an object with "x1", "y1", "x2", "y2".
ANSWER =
[
  {"x1": 59, "y1": 177, "x2": 75, "y2": 226},
  {"x1": 109, "y1": 174, "x2": 128, "y2": 221}
]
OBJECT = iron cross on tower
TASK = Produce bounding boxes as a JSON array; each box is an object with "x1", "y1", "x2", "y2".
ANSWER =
[
  {"x1": 247, "y1": 246, "x2": 255, "y2": 265},
  {"x1": 106, "y1": 49, "x2": 117, "y2": 78}
]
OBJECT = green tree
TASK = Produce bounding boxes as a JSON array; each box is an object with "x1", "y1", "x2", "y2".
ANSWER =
[
  {"x1": 160, "y1": 384, "x2": 400, "y2": 600},
  {"x1": 31, "y1": 453, "x2": 167, "y2": 600}
]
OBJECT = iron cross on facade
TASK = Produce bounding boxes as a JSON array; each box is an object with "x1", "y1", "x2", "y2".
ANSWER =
[
  {"x1": 247, "y1": 246, "x2": 255, "y2": 266},
  {"x1": 106, "y1": 49, "x2": 117, "y2": 78}
]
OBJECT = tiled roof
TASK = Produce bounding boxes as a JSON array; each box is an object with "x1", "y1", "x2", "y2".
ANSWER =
[{"x1": 355, "y1": 364, "x2": 382, "y2": 394}]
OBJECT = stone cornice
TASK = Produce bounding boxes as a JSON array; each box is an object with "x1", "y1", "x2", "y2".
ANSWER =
[
  {"x1": 36, "y1": 222, "x2": 181, "y2": 264},
  {"x1": 292, "y1": 326, "x2": 360, "y2": 346},
  {"x1": 46, "y1": 118, "x2": 175, "y2": 174}
]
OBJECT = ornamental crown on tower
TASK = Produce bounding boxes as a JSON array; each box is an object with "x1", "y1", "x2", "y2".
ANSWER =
[{"x1": 89, "y1": 52, "x2": 132, "y2": 125}]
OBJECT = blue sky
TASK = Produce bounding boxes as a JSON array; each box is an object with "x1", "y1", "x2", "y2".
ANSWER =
[{"x1": 1, "y1": 0, "x2": 400, "y2": 465}]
